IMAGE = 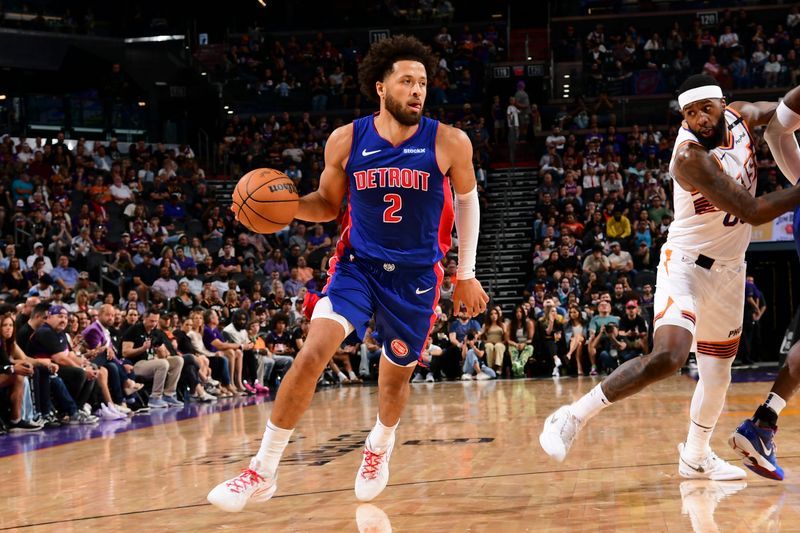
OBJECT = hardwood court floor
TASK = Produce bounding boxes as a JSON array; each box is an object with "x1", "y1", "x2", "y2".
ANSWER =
[{"x1": 2, "y1": 375, "x2": 800, "y2": 532}]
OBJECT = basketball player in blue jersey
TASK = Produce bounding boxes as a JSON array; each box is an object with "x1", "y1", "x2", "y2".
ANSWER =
[
  {"x1": 541, "y1": 74, "x2": 800, "y2": 481},
  {"x1": 728, "y1": 89, "x2": 800, "y2": 481},
  {"x1": 208, "y1": 35, "x2": 489, "y2": 512}
]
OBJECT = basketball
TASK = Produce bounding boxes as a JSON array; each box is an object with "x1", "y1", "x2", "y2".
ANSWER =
[{"x1": 231, "y1": 168, "x2": 299, "y2": 234}]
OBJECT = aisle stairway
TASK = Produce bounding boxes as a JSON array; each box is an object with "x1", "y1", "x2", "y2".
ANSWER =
[{"x1": 476, "y1": 168, "x2": 538, "y2": 312}]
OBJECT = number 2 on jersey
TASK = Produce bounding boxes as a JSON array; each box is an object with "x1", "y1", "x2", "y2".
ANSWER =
[{"x1": 383, "y1": 194, "x2": 403, "y2": 223}]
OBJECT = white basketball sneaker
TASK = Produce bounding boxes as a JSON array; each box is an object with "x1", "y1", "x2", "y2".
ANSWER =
[
  {"x1": 678, "y1": 443, "x2": 747, "y2": 480},
  {"x1": 539, "y1": 405, "x2": 584, "y2": 462},
  {"x1": 355, "y1": 433, "x2": 395, "y2": 502},
  {"x1": 207, "y1": 460, "x2": 278, "y2": 512}
]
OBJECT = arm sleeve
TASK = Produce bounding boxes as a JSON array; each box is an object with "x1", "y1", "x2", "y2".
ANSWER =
[
  {"x1": 455, "y1": 186, "x2": 479, "y2": 280},
  {"x1": 764, "y1": 100, "x2": 800, "y2": 185}
]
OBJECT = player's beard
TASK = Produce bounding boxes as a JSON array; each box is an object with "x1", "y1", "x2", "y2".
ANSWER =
[
  {"x1": 691, "y1": 114, "x2": 728, "y2": 151},
  {"x1": 385, "y1": 92, "x2": 422, "y2": 127}
]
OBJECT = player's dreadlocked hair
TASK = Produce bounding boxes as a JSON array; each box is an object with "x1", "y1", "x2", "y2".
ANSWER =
[{"x1": 358, "y1": 35, "x2": 438, "y2": 101}]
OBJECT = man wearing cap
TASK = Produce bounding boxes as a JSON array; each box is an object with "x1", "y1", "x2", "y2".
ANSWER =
[
  {"x1": 542, "y1": 73, "x2": 800, "y2": 481},
  {"x1": 28, "y1": 305, "x2": 99, "y2": 424},
  {"x1": 617, "y1": 300, "x2": 648, "y2": 362},
  {"x1": 74, "y1": 271, "x2": 101, "y2": 301},
  {"x1": 26, "y1": 242, "x2": 53, "y2": 273},
  {"x1": 50, "y1": 255, "x2": 80, "y2": 296}
]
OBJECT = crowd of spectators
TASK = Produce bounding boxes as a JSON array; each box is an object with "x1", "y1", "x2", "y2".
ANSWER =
[
  {"x1": 0, "y1": 87, "x2": 501, "y2": 435},
  {"x1": 556, "y1": 8, "x2": 800, "y2": 97},
  {"x1": 0, "y1": 131, "x2": 350, "y2": 435},
  {"x1": 217, "y1": 24, "x2": 504, "y2": 111}
]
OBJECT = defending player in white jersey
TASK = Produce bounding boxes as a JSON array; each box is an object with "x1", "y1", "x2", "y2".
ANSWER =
[{"x1": 540, "y1": 74, "x2": 800, "y2": 480}]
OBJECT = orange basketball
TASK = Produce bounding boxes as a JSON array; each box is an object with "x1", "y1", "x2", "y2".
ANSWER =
[{"x1": 231, "y1": 168, "x2": 299, "y2": 234}]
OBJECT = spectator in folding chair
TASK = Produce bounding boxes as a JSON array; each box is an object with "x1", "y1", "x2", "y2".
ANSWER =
[
  {"x1": 223, "y1": 309, "x2": 260, "y2": 394},
  {"x1": 0, "y1": 313, "x2": 43, "y2": 432},
  {"x1": 120, "y1": 307, "x2": 184, "y2": 409},
  {"x1": 203, "y1": 309, "x2": 247, "y2": 395},
  {"x1": 27, "y1": 305, "x2": 99, "y2": 424},
  {"x1": 81, "y1": 303, "x2": 140, "y2": 416}
]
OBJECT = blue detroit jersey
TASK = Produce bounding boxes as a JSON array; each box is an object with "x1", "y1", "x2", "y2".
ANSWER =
[{"x1": 340, "y1": 113, "x2": 454, "y2": 266}]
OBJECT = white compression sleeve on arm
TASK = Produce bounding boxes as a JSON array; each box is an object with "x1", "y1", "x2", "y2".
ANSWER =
[
  {"x1": 765, "y1": 100, "x2": 800, "y2": 185},
  {"x1": 455, "y1": 185, "x2": 479, "y2": 280}
]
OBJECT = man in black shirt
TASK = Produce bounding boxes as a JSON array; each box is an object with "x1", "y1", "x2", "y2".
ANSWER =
[
  {"x1": 120, "y1": 308, "x2": 184, "y2": 409},
  {"x1": 262, "y1": 314, "x2": 294, "y2": 385},
  {"x1": 617, "y1": 300, "x2": 648, "y2": 362},
  {"x1": 28, "y1": 305, "x2": 99, "y2": 424},
  {"x1": 14, "y1": 296, "x2": 40, "y2": 331},
  {"x1": 132, "y1": 252, "x2": 160, "y2": 295},
  {"x1": 16, "y1": 302, "x2": 47, "y2": 356}
]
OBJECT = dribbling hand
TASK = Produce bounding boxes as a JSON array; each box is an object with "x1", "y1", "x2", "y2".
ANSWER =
[{"x1": 453, "y1": 278, "x2": 490, "y2": 318}]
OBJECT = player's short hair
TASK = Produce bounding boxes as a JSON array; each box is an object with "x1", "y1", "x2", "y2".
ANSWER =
[
  {"x1": 358, "y1": 35, "x2": 438, "y2": 101},
  {"x1": 678, "y1": 73, "x2": 720, "y2": 94}
]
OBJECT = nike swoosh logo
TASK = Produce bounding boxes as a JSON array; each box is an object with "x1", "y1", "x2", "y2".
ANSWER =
[
  {"x1": 680, "y1": 456, "x2": 705, "y2": 473},
  {"x1": 760, "y1": 437, "x2": 772, "y2": 455},
  {"x1": 362, "y1": 148, "x2": 382, "y2": 156},
  {"x1": 415, "y1": 287, "x2": 434, "y2": 295}
]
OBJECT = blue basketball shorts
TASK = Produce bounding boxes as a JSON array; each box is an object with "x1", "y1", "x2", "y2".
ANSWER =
[{"x1": 316, "y1": 251, "x2": 444, "y2": 366}]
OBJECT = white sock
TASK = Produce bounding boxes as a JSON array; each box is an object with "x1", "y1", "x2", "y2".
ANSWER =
[
  {"x1": 684, "y1": 420, "x2": 714, "y2": 463},
  {"x1": 366, "y1": 415, "x2": 398, "y2": 453},
  {"x1": 251, "y1": 419, "x2": 294, "y2": 475},
  {"x1": 571, "y1": 383, "x2": 612, "y2": 422},
  {"x1": 683, "y1": 355, "x2": 733, "y2": 462},
  {"x1": 764, "y1": 392, "x2": 787, "y2": 415},
  {"x1": 348, "y1": 370, "x2": 358, "y2": 380},
  {"x1": 338, "y1": 371, "x2": 348, "y2": 382}
]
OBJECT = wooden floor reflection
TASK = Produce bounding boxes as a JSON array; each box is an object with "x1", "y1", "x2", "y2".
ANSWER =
[{"x1": 2, "y1": 375, "x2": 800, "y2": 532}]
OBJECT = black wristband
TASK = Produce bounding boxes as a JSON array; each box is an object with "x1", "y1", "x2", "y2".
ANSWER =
[{"x1": 2, "y1": 364, "x2": 13, "y2": 375}]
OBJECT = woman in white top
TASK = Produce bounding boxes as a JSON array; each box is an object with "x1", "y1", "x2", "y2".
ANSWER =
[{"x1": 564, "y1": 305, "x2": 586, "y2": 375}]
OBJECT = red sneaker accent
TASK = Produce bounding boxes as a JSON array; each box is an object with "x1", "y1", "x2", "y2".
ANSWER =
[
  {"x1": 225, "y1": 469, "x2": 265, "y2": 494},
  {"x1": 360, "y1": 449, "x2": 385, "y2": 480}
]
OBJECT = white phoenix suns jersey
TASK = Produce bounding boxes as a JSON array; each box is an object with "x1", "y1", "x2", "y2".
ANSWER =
[{"x1": 667, "y1": 107, "x2": 756, "y2": 261}]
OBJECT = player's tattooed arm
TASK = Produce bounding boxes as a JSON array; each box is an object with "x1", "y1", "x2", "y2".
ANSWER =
[{"x1": 674, "y1": 142, "x2": 800, "y2": 226}]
